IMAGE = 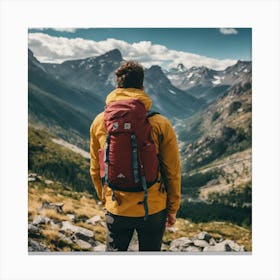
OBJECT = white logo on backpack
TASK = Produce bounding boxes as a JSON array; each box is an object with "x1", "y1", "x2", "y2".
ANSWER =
[
  {"x1": 124, "y1": 123, "x2": 131, "y2": 129},
  {"x1": 117, "y1": 173, "x2": 126, "y2": 178},
  {"x1": 112, "y1": 122, "x2": 118, "y2": 130}
]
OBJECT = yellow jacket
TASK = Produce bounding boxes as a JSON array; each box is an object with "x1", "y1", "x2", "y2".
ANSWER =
[{"x1": 90, "y1": 88, "x2": 181, "y2": 217}]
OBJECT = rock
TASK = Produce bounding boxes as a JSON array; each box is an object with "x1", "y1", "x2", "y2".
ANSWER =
[
  {"x1": 193, "y1": 239, "x2": 210, "y2": 248},
  {"x1": 40, "y1": 201, "x2": 64, "y2": 213},
  {"x1": 225, "y1": 240, "x2": 245, "y2": 252},
  {"x1": 161, "y1": 243, "x2": 169, "y2": 251},
  {"x1": 28, "y1": 239, "x2": 50, "y2": 252},
  {"x1": 169, "y1": 237, "x2": 193, "y2": 252},
  {"x1": 166, "y1": 227, "x2": 177, "y2": 233},
  {"x1": 209, "y1": 237, "x2": 217, "y2": 246},
  {"x1": 203, "y1": 240, "x2": 232, "y2": 252},
  {"x1": 28, "y1": 224, "x2": 41, "y2": 237},
  {"x1": 28, "y1": 177, "x2": 36, "y2": 182},
  {"x1": 50, "y1": 220, "x2": 61, "y2": 230},
  {"x1": 195, "y1": 231, "x2": 212, "y2": 242},
  {"x1": 44, "y1": 179, "x2": 54, "y2": 185},
  {"x1": 66, "y1": 214, "x2": 76, "y2": 222},
  {"x1": 100, "y1": 222, "x2": 107, "y2": 228},
  {"x1": 28, "y1": 173, "x2": 40, "y2": 182},
  {"x1": 128, "y1": 231, "x2": 139, "y2": 251},
  {"x1": 94, "y1": 243, "x2": 106, "y2": 252},
  {"x1": 86, "y1": 215, "x2": 102, "y2": 225},
  {"x1": 32, "y1": 215, "x2": 51, "y2": 225},
  {"x1": 184, "y1": 246, "x2": 203, "y2": 252},
  {"x1": 61, "y1": 221, "x2": 94, "y2": 243},
  {"x1": 74, "y1": 239, "x2": 92, "y2": 250},
  {"x1": 58, "y1": 233, "x2": 73, "y2": 245}
]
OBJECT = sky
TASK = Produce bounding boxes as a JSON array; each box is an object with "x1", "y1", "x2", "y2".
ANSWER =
[{"x1": 28, "y1": 28, "x2": 252, "y2": 70}]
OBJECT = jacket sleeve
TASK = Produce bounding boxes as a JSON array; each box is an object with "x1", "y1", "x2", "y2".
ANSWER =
[
  {"x1": 89, "y1": 114, "x2": 104, "y2": 202},
  {"x1": 158, "y1": 118, "x2": 181, "y2": 214}
]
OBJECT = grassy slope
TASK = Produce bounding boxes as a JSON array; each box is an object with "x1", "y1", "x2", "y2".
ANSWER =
[
  {"x1": 179, "y1": 87, "x2": 252, "y2": 201},
  {"x1": 28, "y1": 125, "x2": 252, "y2": 251},
  {"x1": 29, "y1": 177, "x2": 252, "y2": 251},
  {"x1": 28, "y1": 125, "x2": 95, "y2": 195}
]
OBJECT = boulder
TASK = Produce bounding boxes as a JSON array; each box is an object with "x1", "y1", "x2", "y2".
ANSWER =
[
  {"x1": 193, "y1": 239, "x2": 210, "y2": 248},
  {"x1": 169, "y1": 237, "x2": 193, "y2": 252},
  {"x1": 57, "y1": 233, "x2": 73, "y2": 245},
  {"x1": 74, "y1": 239, "x2": 92, "y2": 250},
  {"x1": 28, "y1": 177, "x2": 36, "y2": 182},
  {"x1": 44, "y1": 179, "x2": 54, "y2": 185},
  {"x1": 203, "y1": 240, "x2": 232, "y2": 252},
  {"x1": 128, "y1": 231, "x2": 139, "y2": 251},
  {"x1": 28, "y1": 224, "x2": 41, "y2": 237},
  {"x1": 195, "y1": 231, "x2": 212, "y2": 242},
  {"x1": 86, "y1": 215, "x2": 102, "y2": 225},
  {"x1": 184, "y1": 246, "x2": 203, "y2": 252},
  {"x1": 94, "y1": 243, "x2": 106, "y2": 252},
  {"x1": 61, "y1": 221, "x2": 94, "y2": 240},
  {"x1": 28, "y1": 239, "x2": 50, "y2": 252},
  {"x1": 32, "y1": 215, "x2": 51, "y2": 225},
  {"x1": 66, "y1": 214, "x2": 76, "y2": 222},
  {"x1": 39, "y1": 201, "x2": 64, "y2": 213},
  {"x1": 166, "y1": 227, "x2": 177, "y2": 233},
  {"x1": 209, "y1": 237, "x2": 217, "y2": 246},
  {"x1": 224, "y1": 240, "x2": 245, "y2": 252},
  {"x1": 100, "y1": 222, "x2": 107, "y2": 228}
]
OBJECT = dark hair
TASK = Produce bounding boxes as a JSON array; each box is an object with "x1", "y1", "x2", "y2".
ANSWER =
[{"x1": 115, "y1": 61, "x2": 144, "y2": 89}]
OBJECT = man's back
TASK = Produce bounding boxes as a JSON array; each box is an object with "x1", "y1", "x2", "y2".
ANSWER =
[
  {"x1": 90, "y1": 87, "x2": 180, "y2": 217},
  {"x1": 90, "y1": 61, "x2": 180, "y2": 251}
]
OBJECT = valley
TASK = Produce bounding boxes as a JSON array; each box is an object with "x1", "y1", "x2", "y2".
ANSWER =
[{"x1": 28, "y1": 47, "x2": 252, "y2": 251}]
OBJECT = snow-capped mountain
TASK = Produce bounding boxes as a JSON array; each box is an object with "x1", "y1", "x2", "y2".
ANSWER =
[
  {"x1": 43, "y1": 49, "x2": 123, "y2": 95},
  {"x1": 41, "y1": 49, "x2": 204, "y2": 119},
  {"x1": 144, "y1": 65, "x2": 203, "y2": 117},
  {"x1": 165, "y1": 61, "x2": 252, "y2": 103}
]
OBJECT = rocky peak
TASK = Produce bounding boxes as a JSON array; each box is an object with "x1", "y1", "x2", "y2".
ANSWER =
[
  {"x1": 177, "y1": 63, "x2": 187, "y2": 72},
  {"x1": 100, "y1": 48, "x2": 123, "y2": 62}
]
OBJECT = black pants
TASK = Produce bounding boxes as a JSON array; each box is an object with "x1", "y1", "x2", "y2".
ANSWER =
[{"x1": 105, "y1": 209, "x2": 167, "y2": 251}]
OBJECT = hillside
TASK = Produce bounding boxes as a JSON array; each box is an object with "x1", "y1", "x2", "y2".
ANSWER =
[
  {"x1": 28, "y1": 174, "x2": 251, "y2": 252},
  {"x1": 28, "y1": 126, "x2": 93, "y2": 194},
  {"x1": 176, "y1": 79, "x2": 252, "y2": 213},
  {"x1": 28, "y1": 126, "x2": 251, "y2": 252},
  {"x1": 28, "y1": 47, "x2": 252, "y2": 252}
]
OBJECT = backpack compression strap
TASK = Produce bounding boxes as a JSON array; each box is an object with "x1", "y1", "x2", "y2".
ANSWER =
[{"x1": 146, "y1": 111, "x2": 160, "y2": 118}]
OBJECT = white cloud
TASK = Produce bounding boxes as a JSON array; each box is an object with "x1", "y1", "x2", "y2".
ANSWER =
[
  {"x1": 51, "y1": 28, "x2": 77, "y2": 33},
  {"x1": 31, "y1": 28, "x2": 77, "y2": 33},
  {"x1": 219, "y1": 28, "x2": 238, "y2": 35},
  {"x1": 28, "y1": 32, "x2": 237, "y2": 70}
]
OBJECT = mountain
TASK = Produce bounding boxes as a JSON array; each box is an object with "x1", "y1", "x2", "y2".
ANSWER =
[
  {"x1": 40, "y1": 49, "x2": 205, "y2": 120},
  {"x1": 165, "y1": 61, "x2": 252, "y2": 104},
  {"x1": 43, "y1": 49, "x2": 123, "y2": 97},
  {"x1": 144, "y1": 65, "x2": 204, "y2": 118},
  {"x1": 28, "y1": 49, "x2": 105, "y2": 149},
  {"x1": 176, "y1": 77, "x2": 252, "y2": 208},
  {"x1": 28, "y1": 48, "x2": 252, "y2": 248}
]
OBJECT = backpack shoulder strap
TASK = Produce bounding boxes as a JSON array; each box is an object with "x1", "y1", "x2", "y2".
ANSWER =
[{"x1": 146, "y1": 111, "x2": 160, "y2": 118}]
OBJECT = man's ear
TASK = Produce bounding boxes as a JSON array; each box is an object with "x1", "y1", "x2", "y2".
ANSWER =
[{"x1": 141, "y1": 86, "x2": 145, "y2": 91}]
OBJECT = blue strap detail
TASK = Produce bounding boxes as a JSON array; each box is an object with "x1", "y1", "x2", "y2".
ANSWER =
[
  {"x1": 131, "y1": 134, "x2": 140, "y2": 183},
  {"x1": 104, "y1": 134, "x2": 110, "y2": 185},
  {"x1": 141, "y1": 175, "x2": 149, "y2": 221},
  {"x1": 146, "y1": 111, "x2": 160, "y2": 118}
]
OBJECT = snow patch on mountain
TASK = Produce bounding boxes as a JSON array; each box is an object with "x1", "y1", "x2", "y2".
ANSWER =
[{"x1": 169, "y1": 89, "x2": 177, "y2": 95}]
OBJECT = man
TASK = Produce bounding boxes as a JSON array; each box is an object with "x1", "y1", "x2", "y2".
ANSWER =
[{"x1": 90, "y1": 61, "x2": 181, "y2": 251}]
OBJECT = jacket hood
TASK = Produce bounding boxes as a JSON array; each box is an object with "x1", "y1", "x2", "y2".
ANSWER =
[{"x1": 105, "y1": 88, "x2": 152, "y2": 111}]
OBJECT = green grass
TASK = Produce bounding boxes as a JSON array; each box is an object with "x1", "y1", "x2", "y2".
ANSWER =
[{"x1": 28, "y1": 126, "x2": 96, "y2": 196}]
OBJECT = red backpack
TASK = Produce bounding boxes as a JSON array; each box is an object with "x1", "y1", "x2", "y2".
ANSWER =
[{"x1": 98, "y1": 99, "x2": 159, "y2": 219}]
